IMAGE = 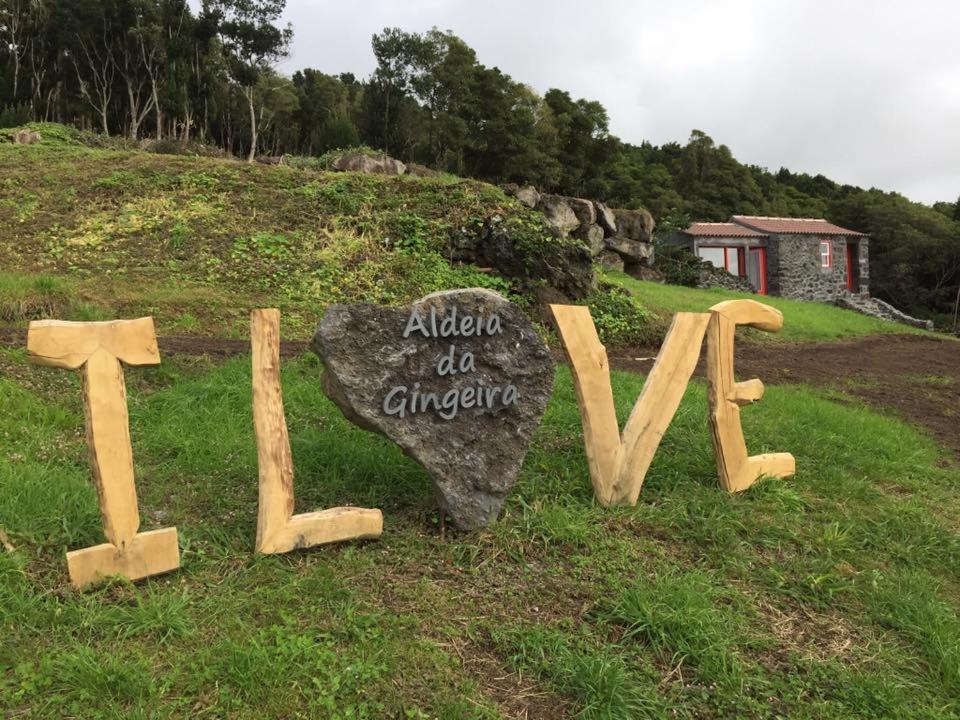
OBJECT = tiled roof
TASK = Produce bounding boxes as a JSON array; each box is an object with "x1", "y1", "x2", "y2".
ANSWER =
[
  {"x1": 684, "y1": 222, "x2": 768, "y2": 238},
  {"x1": 731, "y1": 216, "x2": 867, "y2": 236}
]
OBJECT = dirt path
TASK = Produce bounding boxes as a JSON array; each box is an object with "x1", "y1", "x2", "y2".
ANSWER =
[
  {"x1": 3, "y1": 327, "x2": 957, "y2": 458},
  {"x1": 611, "y1": 334, "x2": 960, "y2": 459}
]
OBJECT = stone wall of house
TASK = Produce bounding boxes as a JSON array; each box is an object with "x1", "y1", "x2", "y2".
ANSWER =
[{"x1": 770, "y1": 234, "x2": 866, "y2": 301}]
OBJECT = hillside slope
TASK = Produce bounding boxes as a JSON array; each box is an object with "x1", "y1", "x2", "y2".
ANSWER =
[
  {"x1": 0, "y1": 125, "x2": 588, "y2": 339},
  {"x1": 0, "y1": 125, "x2": 926, "y2": 347}
]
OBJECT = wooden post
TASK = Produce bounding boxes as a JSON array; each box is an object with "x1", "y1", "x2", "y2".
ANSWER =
[
  {"x1": 251, "y1": 309, "x2": 383, "y2": 554},
  {"x1": 550, "y1": 306, "x2": 709, "y2": 505},
  {"x1": 27, "y1": 318, "x2": 180, "y2": 589},
  {"x1": 706, "y1": 300, "x2": 795, "y2": 492}
]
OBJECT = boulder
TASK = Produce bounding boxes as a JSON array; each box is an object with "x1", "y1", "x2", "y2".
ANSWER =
[
  {"x1": 594, "y1": 201, "x2": 617, "y2": 237},
  {"x1": 450, "y1": 215, "x2": 596, "y2": 299},
  {"x1": 407, "y1": 162, "x2": 442, "y2": 177},
  {"x1": 612, "y1": 208, "x2": 655, "y2": 242},
  {"x1": 12, "y1": 130, "x2": 41, "y2": 145},
  {"x1": 625, "y1": 263, "x2": 665, "y2": 282},
  {"x1": 536, "y1": 194, "x2": 580, "y2": 238},
  {"x1": 598, "y1": 250, "x2": 624, "y2": 272},
  {"x1": 575, "y1": 223, "x2": 605, "y2": 257},
  {"x1": 514, "y1": 185, "x2": 540, "y2": 209},
  {"x1": 605, "y1": 236, "x2": 655, "y2": 263},
  {"x1": 565, "y1": 197, "x2": 596, "y2": 228},
  {"x1": 331, "y1": 152, "x2": 406, "y2": 175},
  {"x1": 312, "y1": 289, "x2": 555, "y2": 531}
]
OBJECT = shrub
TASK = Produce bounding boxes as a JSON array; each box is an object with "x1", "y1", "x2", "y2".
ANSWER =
[
  {"x1": 653, "y1": 244, "x2": 704, "y2": 287},
  {"x1": 583, "y1": 286, "x2": 660, "y2": 346}
]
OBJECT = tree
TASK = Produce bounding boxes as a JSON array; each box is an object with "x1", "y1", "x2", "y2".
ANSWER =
[
  {"x1": 70, "y1": 0, "x2": 118, "y2": 134},
  {"x1": 205, "y1": 0, "x2": 291, "y2": 161}
]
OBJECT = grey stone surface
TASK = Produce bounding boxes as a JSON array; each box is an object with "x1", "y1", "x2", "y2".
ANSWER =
[
  {"x1": 450, "y1": 215, "x2": 595, "y2": 299},
  {"x1": 515, "y1": 185, "x2": 540, "y2": 209},
  {"x1": 769, "y1": 234, "x2": 863, "y2": 301},
  {"x1": 312, "y1": 289, "x2": 555, "y2": 531},
  {"x1": 594, "y1": 202, "x2": 618, "y2": 237},
  {"x1": 564, "y1": 197, "x2": 596, "y2": 228},
  {"x1": 536, "y1": 194, "x2": 580, "y2": 237},
  {"x1": 331, "y1": 152, "x2": 406, "y2": 175},
  {"x1": 598, "y1": 250, "x2": 624, "y2": 272},
  {"x1": 12, "y1": 129, "x2": 41, "y2": 145},
  {"x1": 612, "y1": 208, "x2": 655, "y2": 242},
  {"x1": 836, "y1": 295, "x2": 933, "y2": 330},
  {"x1": 576, "y1": 223, "x2": 606, "y2": 256},
  {"x1": 604, "y1": 235, "x2": 655, "y2": 263}
]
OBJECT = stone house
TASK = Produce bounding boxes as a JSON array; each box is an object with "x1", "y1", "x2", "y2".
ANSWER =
[{"x1": 677, "y1": 215, "x2": 869, "y2": 300}]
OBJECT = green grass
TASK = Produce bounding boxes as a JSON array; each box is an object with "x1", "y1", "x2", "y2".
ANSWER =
[
  {"x1": 2, "y1": 343, "x2": 959, "y2": 718},
  {"x1": 606, "y1": 271, "x2": 926, "y2": 342},
  {"x1": 0, "y1": 137, "x2": 573, "y2": 340}
]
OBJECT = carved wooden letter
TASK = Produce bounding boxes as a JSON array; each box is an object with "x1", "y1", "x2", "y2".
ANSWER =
[
  {"x1": 706, "y1": 300, "x2": 795, "y2": 492},
  {"x1": 551, "y1": 305, "x2": 710, "y2": 505},
  {"x1": 27, "y1": 318, "x2": 179, "y2": 589},
  {"x1": 251, "y1": 309, "x2": 383, "y2": 554}
]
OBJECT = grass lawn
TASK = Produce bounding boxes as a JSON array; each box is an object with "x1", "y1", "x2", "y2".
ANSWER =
[
  {"x1": 2, "y1": 345, "x2": 958, "y2": 718},
  {"x1": 605, "y1": 271, "x2": 926, "y2": 343}
]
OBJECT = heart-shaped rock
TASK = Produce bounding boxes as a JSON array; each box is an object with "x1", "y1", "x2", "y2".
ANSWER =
[{"x1": 312, "y1": 289, "x2": 555, "y2": 530}]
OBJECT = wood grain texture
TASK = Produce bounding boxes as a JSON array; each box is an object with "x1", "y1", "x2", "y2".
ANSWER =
[
  {"x1": 82, "y1": 348, "x2": 139, "y2": 546},
  {"x1": 66, "y1": 527, "x2": 179, "y2": 589},
  {"x1": 27, "y1": 317, "x2": 180, "y2": 589},
  {"x1": 549, "y1": 304, "x2": 622, "y2": 505},
  {"x1": 251, "y1": 309, "x2": 383, "y2": 554},
  {"x1": 706, "y1": 300, "x2": 795, "y2": 492},
  {"x1": 615, "y1": 312, "x2": 710, "y2": 504},
  {"x1": 551, "y1": 306, "x2": 710, "y2": 506}
]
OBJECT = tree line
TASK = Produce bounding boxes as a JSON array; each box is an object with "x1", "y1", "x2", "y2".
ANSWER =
[{"x1": 1, "y1": 1, "x2": 957, "y2": 325}]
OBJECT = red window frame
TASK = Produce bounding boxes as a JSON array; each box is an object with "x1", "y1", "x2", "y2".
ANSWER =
[{"x1": 819, "y1": 241, "x2": 832, "y2": 268}]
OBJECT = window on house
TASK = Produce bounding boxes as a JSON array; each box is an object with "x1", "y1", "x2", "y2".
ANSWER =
[
  {"x1": 698, "y1": 246, "x2": 747, "y2": 276},
  {"x1": 820, "y1": 241, "x2": 832, "y2": 268},
  {"x1": 698, "y1": 247, "x2": 725, "y2": 269}
]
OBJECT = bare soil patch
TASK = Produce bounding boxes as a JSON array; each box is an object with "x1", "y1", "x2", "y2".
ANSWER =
[
  {"x1": 611, "y1": 334, "x2": 960, "y2": 459},
  {"x1": 4, "y1": 326, "x2": 957, "y2": 458}
]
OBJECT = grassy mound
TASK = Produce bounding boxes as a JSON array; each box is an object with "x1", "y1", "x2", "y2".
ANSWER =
[{"x1": 0, "y1": 126, "x2": 582, "y2": 338}]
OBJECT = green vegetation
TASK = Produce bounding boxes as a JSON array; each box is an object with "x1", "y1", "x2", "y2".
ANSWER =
[
  {"x1": 2, "y1": 1, "x2": 957, "y2": 325},
  {"x1": 0, "y1": 140, "x2": 566, "y2": 338},
  {"x1": 1, "y1": 345, "x2": 959, "y2": 717},
  {"x1": 606, "y1": 272, "x2": 923, "y2": 343}
]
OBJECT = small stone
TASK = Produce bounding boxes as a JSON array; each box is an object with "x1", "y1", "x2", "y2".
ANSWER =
[{"x1": 312, "y1": 289, "x2": 555, "y2": 531}]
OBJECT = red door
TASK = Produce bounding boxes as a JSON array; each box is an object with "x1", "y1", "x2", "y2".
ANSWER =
[{"x1": 845, "y1": 243, "x2": 858, "y2": 292}]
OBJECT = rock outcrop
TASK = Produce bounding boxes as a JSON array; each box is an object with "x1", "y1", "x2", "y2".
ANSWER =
[
  {"x1": 451, "y1": 215, "x2": 595, "y2": 299},
  {"x1": 331, "y1": 152, "x2": 406, "y2": 175},
  {"x1": 503, "y1": 185, "x2": 656, "y2": 271},
  {"x1": 12, "y1": 129, "x2": 41, "y2": 145}
]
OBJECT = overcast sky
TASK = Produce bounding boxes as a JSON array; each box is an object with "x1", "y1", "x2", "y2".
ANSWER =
[{"x1": 274, "y1": 0, "x2": 960, "y2": 205}]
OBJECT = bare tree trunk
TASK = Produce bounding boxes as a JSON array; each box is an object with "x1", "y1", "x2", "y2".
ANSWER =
[
  {"x1": 245, "y1": 86, "x2": 257, "y2": 163},
  {"x1": 952, "y1": 285, "x2": 960, "y2": 335}
]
